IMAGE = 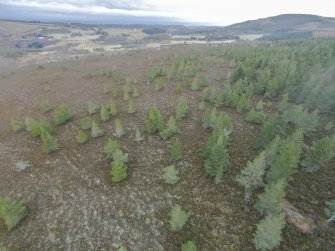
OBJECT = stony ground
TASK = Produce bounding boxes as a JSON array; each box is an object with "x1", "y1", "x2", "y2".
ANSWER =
[{"x1": 0, "y1": 47, "x2": 334, "y2": 250}]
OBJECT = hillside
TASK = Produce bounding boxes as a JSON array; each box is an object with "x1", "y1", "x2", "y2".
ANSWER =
[{"x1": 203, "y1": 14, "x2": 335, "y2": 41}]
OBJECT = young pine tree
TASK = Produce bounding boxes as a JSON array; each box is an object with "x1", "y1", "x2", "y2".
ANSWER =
[
  {"x1": 40, "y1": 100, "x2": 52, "y2": 113},
  {"x1": 54, "y1": 104, "x2": 73, "y2": 126},
  {"x1": 154, "y1": 78, "x2": 165, "y2": 92},
  {"x1": 104, "y1": 139, "x2": 120, "y2": 159},
  {"x1": 127, "y1": 99, "x2": 136, "y2": 114},
  {"x1": 80, "y1": 116, "x2": 93, "y2": 130},
  {"x1": 301, "y1": 135, "x2": 335, "y2": 173},
  {"x1": 204, "y1": 131, "x2": 230, "y2": 183},
  {"x1": 160, "y1": 115, "x2": 178, "y2": 140},
  {"x1": 246, "y1": 109, "x2": 266, "y2": 124},
  {"x1": 175, "y1": 97, "x2": 189, "y2": 120},
  {"x1": 110, "y1": 160, "x2": 128, "y2": 183},
  {"x1": 266, "y1": 130, "x2": 304, "y2": 183},
  {"x1": 191, "y1": 77, "x2": 200, "y2": 91},
  {"x1": 236, "y1": 152, "x2": 266, "y2": 201},
  {"x1": 91, "y1": 121, "x2": 104, "y2": 138},
  {"x1": 253, "y1": 213, "x2": 286, "y2": 251},
  {"x1": 181, "y1": 241, "x2": 197, "y2": 251},
  {"x1": 170, "y1": 139, "x2": 182, "y2": 162},
  {"x1": 254, "y1": 179, "x2": 286, "y2": 216},
  {"x1": 115, "y1": 119, "x2": 125, "y2": 138},
  {"x1": 101, "y1": 105, "x2": 110, "y2": 122},
  {"x1": 162, "y1": 165, "x2": 180, "y2": 185},
  {"x1": 135, "y1": 128, "x2": 144, "y2": 142},
  {"x1": 132, "y1": 87, "x2": 139, "y2": 98},
  {"x1": 146, "y1": 107, "x2": 164, "y2": 133},
  {"x1": 108, "y1": 99, "x2": 118, "y2": 116},
  {"x1": 103, "y1": 83, "x2": 110, "y2": 94},
  {"x1": 76, "y1": 130, "x2": 88, "y2": 144},
  {"x1": 0, "y1": 197, "x2": 27, "y2": 231},
  {"x1": 175, "y1": 84, "x2": 181, "y2": 94},
  {"x1": 41, "y1": 130, "x2": 59, "y2": 153},
  {"x1": 169, "y1": 204, "x2": 190, "y2": 231},
  {"x1": 10, "y1": 118, "x2": 24, "y2": 132},
  {"x1": 88, "y1": 101, "x2": 99, "y2": 115}
]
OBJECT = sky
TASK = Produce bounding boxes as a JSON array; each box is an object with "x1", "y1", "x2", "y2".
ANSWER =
[{"x1": 0, "y1": 0, "x2": 335, "y2": 25}]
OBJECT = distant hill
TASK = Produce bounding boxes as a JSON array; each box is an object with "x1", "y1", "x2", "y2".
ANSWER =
[{"x1": 205, "y1": 14, "x2": 335, "y2": 41}]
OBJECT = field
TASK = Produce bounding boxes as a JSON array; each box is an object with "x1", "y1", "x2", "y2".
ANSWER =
[{"x1": 0, "y1": 22, "x2": 335, "y2": 251}]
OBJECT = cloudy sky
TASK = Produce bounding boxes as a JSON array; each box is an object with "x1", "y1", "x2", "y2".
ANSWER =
[{"x1": 0, "y1": 0, "x2": 335, "y2": 25}]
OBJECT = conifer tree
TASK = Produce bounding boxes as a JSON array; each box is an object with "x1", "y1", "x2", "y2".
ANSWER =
[
  {"x1": 24, "y1": 117, "x2": 37, "y2": 132},
  {"x1": 181, "y1": 241, "x2": 197, "y2": 251},
  {"x1": 54, "y1": 104, "x2": 73, "y2": 126},
  {"x1": 10, "y1": 118, "x2": 24, "y2": 132},
  {"x1": 112, "y1": 88, "x2": 119, "y2": 98},
  {"x1": 162, "y1": 165, "x2": 180, "y2": 185},
  {"x1": 127, "y1": 99, "x2": 136, "y2": 114},
  {"x1": 160, "y1": 115, "x2": 178, "y2": 139},
  {"x1": 132, "y1": 87, "x2": 139, "y2": 97},
  {"x1": 202, "y1": 109, "x2": 211, "y2": 129},
  {"x1": 266, "y1": 130, "x2": 304, "y2": 183},
  {"x1": 104, "y1": 139, "x2": 120, "y2": 159},
  {"x1": 80, "y1": 116, "x2": 93, "y2": 130},
  {"x1": 198, "y1": 100, "x2": 205, "y2": 110},
  {"x1": 110, "y1": 160, "x2": 128, "y2": 183},
  {"x1": 103, "y1": 83, "x2": 110, "y2": 94},
  {"x1": 253, "y1": 213, "x2": 286, "y2": 251},
  {"x1": 41, "y1": 130, "x2": 59, "y2": 153},
  {"x1": 88, "y1": 101, "x2": 99, "y2": 115},
  {"x1": 115, "y1": 118, "x2": 125, "y2": 138},
  {"x1": 135, "y1": 128, "x2": 144, "y2": 142},
  {"x1": 191, "y1": 77, "x2": 200, "y2": 91},
  {"x1": 175, "y1": 84, "x2": 181, "y2": 94},
  {"x1": 155, "y1": 78, "x2": 165, "y2": 92},
  {"x1": 91, "y1": 121, "x2": 104, "y2": 138},
  {"x1": 255, "y1": 180, "x2": 286, "y2": 216},
  {"x1": 236, "y1": 152, "x2": 266, "y2": 200},
  {"x1": 203, "y1": 131, "x2": 229, "y2": 183},
  {"x1": 246, "y1": 109, "x2": 266, "y2": 124},
  {"x1": 170, "y1": 139, "x2": 182, "y2": 162},
  {"x1": 100, "y1": 105, "x2": 110, "y2": 122},
  {"x1": 146, "y1": 107, "x2": 164, "y2": 133},
  {"x1": 175, "y1": 97, "x2": 189, "y2": 120},
  {"x1": 254, "y1": 115, "x2": 287, "y2": 152},
  {"x1": 0, "y1": 197, "x2": 27, "y2": 231},
  {"x1": 169, "y1": 204, "x2": 190, "y2": 231},
  {"x1": 112, "y1": 149, "x2": 129, "y2": 164},
  {"x1": 236, "y1": 95, "x2": 250, "y2": 113},
  {"x1": 31, "y1": 120, "x2": 52, "y2": 138},
  {"x1": 277, "y1": 93, "x2": 289, "y2": 113},
  {"x1": 256, "y1": 100, "x2": 265, "y2": 111},
  {"x1": 76, "y1": 130, "x2": 88, "y2": 144},
  {"x1": 301, "y1": 135, "x2": 335, "y2": 173},
  {"x1": 40, "y1": 100, "x2": 52, "y2": 113},
  {"x1": 108, "y1": 99, "x2": 118, "y2": 116}
]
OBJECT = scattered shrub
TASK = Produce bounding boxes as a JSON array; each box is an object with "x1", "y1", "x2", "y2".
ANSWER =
[
  {"x1": 54, "y1": 104, "x2": 73, "y2": 126},
  {"x1": 91, "y1": 121, "x2": 104, "y2": 138},
  {"x1": 169, "y1": 204, "x2": 190, "y2": 231},
  {"x1": 175, "y1": 97, "x2": 189, "y2": 120},
  {"x1": 10, "y1": 118, "x2": 24, "y2": 132},
  {"x1": 0, "y1": 197, "x2": 27, "y2": 231},
  {"x1": 146, "y1": 107, "x2": 164, "y2": 133},
  {"x1": 76, "y1": 130, "x2": 88, "y2": 144},
  {"x1": 253, "y1": 213, "x2": 286, "y2": 251},
  {"x1": 162, "y1": 165, "x2": 180, "y2": 185}
]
